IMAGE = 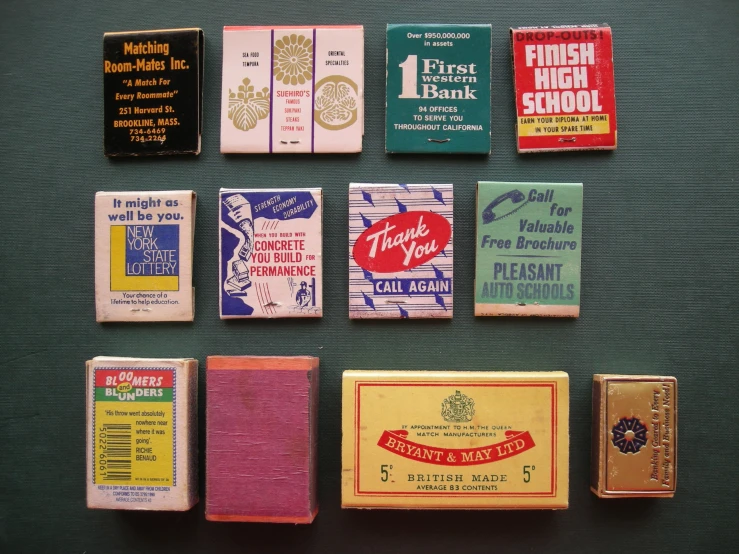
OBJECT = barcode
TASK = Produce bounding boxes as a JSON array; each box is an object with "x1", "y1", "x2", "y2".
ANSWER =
[{"x1": 102, "y1": 423, "x2": 132, "y2": 481}]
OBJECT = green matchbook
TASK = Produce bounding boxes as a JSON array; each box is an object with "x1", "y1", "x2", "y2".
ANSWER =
[
  {"x1": 385, "y1": 24, "x2": 491, "y2": 154},
  {"x1": 475, "y1": 182, "x2": 583, "y2": 317}
]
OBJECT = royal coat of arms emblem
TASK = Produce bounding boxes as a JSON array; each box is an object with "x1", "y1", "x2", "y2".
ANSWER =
[{"x1": 441, "y1": 390, "x2": 475, "y2": 422}]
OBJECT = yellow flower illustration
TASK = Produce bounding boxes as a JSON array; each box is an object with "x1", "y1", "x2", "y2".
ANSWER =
[
  {"x1": 273, "y1": 34, "x2": 313, "y2": 85},
  {"x1": 228, "y1": 78, "x2": 270, "y2": 131}
]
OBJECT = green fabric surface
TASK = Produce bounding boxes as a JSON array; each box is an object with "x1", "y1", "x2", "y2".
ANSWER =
[{"x1": 0, "y1": 0, "x2": 737, "y2": 552}]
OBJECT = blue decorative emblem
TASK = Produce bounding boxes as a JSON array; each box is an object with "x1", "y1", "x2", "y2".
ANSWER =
[
  {"x1": 611, "y1": 417, "x2": 648, "y2": 454},
  {"x1": 362, "y1": 292, "x2": 375, "y2": 310},
  {"x1": 362, "y1": 190, "x2": 374, "y2": 206}
]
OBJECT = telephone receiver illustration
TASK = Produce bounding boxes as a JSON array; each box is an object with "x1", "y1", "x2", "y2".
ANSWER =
[{"x1": 481, "y1": 189, "x2": 526, "y2": 224}]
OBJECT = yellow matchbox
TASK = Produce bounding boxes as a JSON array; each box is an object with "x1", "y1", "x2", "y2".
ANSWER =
[{"x1": 341, "y1": 370, "x2": 569, "y2": 510}]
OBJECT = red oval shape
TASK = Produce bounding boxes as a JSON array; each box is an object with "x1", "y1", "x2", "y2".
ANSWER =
[{"x1": 353, "y1": 211, "x2": 451, "y2": 273}]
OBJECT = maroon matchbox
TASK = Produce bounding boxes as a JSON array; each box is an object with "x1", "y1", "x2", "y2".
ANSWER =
[{"x1": 205, "y1": 356, "x2": 319, "y2": 523}]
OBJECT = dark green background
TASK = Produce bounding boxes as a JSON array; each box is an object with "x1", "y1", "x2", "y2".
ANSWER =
[
  {"x1": 385, "y1": 24, "x2": 492, "y2": 153},
  {"x1": 1, "y1": 0, "x2": 737, "y2": 552}
]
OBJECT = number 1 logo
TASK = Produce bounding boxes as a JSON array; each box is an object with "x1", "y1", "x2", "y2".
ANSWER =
[{"x1": 398, "y1": 55, "x2": 420, "y2": 99}]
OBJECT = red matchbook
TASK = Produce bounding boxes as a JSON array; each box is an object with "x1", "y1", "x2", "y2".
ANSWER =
[{"x1": 206, "y1": 356, "x2": 319, "y2": 523}]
